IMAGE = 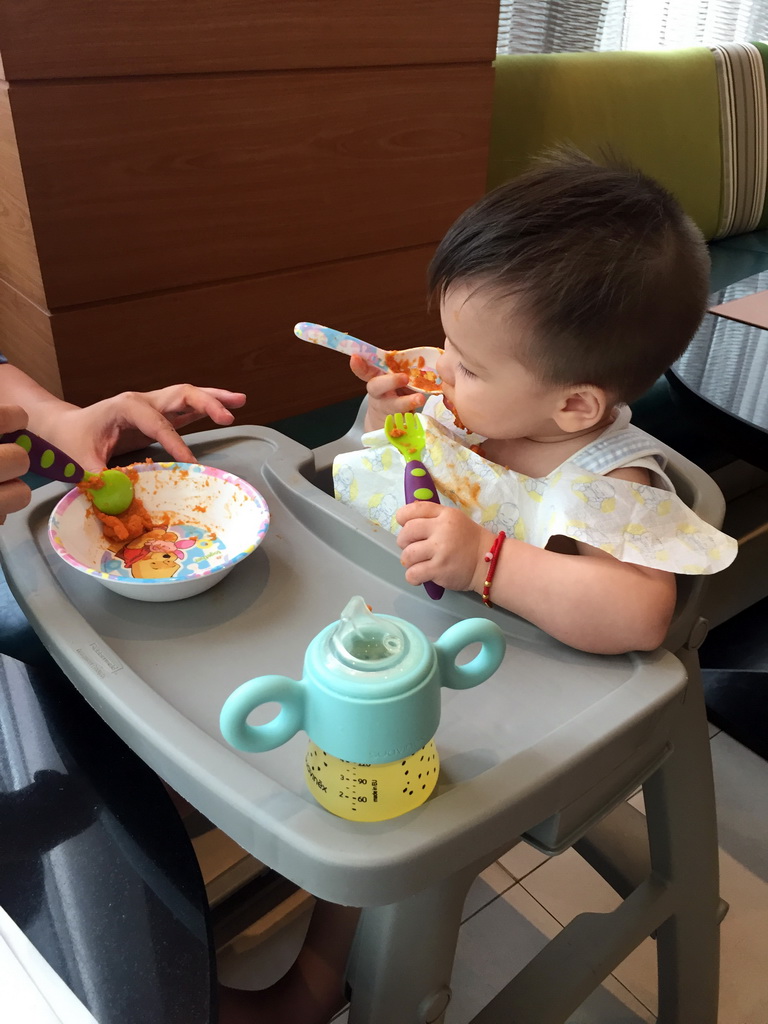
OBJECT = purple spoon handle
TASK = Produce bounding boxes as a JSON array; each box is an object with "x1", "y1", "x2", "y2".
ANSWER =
[
  {"x1": 404, "y1": 459, "x2": 444, "y2": 601},
  {"x1": 0, "y1": 429, "x2": 86, "y2": 484}
]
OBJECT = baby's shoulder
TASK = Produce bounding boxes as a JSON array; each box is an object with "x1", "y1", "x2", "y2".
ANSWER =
[
  {"x1": 602, "y1": 463, "x2": 652, "y2": 486},
  {"x1": 567, "y1": 413, "x2": 673, "y2": 490}
]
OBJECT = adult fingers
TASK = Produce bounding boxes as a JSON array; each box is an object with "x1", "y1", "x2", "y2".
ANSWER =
[
  {"x1": 0, "y1": 478, "x2": 32, "y2": 520},
  {"x1": 161, "y1": 410, "x2": 228, "y2": 431},
  {"x1": 114, "y1": 399, "x2": 198, "y2": 464},
  {"x1": 0, "y1": 440, "x2": 31, "y2": 483},
  {"x1": 0, "y1": 404, "x2": 29, "y2": 435},
  {"x1": 147, "y1": 385, "x2": 245, "y2": 424},
  {"x1": 144, "y1": 421, "x2": 197, "y2": 463},
  {"x1": 194, "y1": 387, "x2": 246, "y2": 408}
]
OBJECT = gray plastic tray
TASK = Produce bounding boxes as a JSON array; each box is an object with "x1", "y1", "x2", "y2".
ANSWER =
[{"x1": 0, "y1": 425, "x2": 686, "y2": 906}]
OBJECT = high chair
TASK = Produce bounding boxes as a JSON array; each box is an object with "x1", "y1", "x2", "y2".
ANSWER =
[
  {"x1": 0, "y1": 414, "x2": 724, "y2": 1024},
  {"x1": 317, "y1": 402, "x2": 724, "y2": 1024}
]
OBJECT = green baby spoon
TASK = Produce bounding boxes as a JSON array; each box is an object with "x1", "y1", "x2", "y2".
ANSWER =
[{"x1": 0, "y1": 429, "x2": 134, "y2": 515}]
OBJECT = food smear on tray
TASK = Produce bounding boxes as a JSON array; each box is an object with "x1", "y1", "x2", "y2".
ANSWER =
[{"x1": 384, "y1": 351, "x2": 442, "y2": 393}]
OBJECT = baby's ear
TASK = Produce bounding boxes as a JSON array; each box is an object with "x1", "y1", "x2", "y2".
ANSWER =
[{"x1": 554, "y1": 385, "x2": 610, "y2": 433}]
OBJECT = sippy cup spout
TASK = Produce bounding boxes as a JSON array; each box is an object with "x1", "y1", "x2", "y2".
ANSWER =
[{"x1": 330, "y1": 596, "x2": 407, "y2": 669}]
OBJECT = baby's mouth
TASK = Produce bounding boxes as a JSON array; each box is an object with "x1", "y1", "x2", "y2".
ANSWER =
[{"x1": 442, "y1": 394, "x2": 467, "y2": 431}]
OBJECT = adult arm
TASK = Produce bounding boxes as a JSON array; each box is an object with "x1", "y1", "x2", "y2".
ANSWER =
[{"x1": 0, "y1": 364, "x2": 246, "y2": 470}]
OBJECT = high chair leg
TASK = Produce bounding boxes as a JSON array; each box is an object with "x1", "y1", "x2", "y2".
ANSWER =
[
  {"x1": 644, "y1": 649, "x2": 720, "y2": 1024},
  {"x1": 346, "y1": 856, "x2": 492, "y2": 1024}
]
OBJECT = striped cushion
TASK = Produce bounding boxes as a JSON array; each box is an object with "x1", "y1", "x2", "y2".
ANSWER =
[{"x1": 711, "y1": 42, "x2": 768, "y2": 238}]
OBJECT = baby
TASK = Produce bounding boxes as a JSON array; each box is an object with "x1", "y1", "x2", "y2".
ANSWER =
[{"x1": 345, "y1": 149, "x2": 734, "y2": 655}]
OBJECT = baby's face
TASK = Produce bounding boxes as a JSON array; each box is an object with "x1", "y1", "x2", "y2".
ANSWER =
[{"x1": 437, "y1": 283, "x2": 564, "y2": 442}]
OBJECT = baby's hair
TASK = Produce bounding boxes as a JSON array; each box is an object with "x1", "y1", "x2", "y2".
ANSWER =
[{"x1": 427, "y1": 147, "x2": 710, "y2": 403}]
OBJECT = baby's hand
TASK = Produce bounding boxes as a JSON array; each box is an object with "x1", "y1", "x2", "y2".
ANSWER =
[
  {"x1": 396, "y1": 503, "x2": 492, "y2": 592},
  {"x1": 350, "y1": 355, "x2": 424, "y2": 432}
]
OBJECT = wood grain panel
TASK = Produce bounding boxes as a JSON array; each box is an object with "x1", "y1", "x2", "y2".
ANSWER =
[
  {"x1": 12, "y1": 65, "x2": 493, "y2": 307},
  {"x1": 45, "y1": 246, "x2": 444, "y2": 424},
  {"x1": 0, "y1": 281, "x2": 61, "y2": 395},
  {"x1": 0, "y1": 1, "x2": 500, "y2": 80},
  {"x1": 0, "y1": 86, "x2": 45, "y2": 306}
]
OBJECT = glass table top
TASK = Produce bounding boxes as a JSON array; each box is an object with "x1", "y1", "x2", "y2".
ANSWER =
[{"x1": 672, "y1": 269, "x2": 768, "y2": 436}]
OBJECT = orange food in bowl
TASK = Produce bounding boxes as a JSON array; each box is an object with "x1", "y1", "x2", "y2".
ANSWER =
[
  {"x1": 82, "y1": 463, "x2": 168, "y2": 546},
  {"x1": 93, "y1": 499, "x2": 163, "y2": 545}
]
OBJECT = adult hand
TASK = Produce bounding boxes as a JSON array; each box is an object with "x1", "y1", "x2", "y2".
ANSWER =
[
  {"x1": 350, "y1": 356, "x2": 424, "y2": 432},
  {"x1": 395, "y1": 503, "x2": 492, "y2": 592},
  {"x1": 0, "y1": 405, "x2": 32, "y2": 524},
  {"x1": 41, "y1": 385, "x2": 247, "y2": 470}
]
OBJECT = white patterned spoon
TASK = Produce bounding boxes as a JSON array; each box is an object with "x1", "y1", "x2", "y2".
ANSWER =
[{"x1": 294, "y1": 322, "x2": 443, "y2": 395}]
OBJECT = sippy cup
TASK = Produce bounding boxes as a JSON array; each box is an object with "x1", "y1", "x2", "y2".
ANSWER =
[{"x1": 219, "y1": 596, "x2": 505, "y2": 822}]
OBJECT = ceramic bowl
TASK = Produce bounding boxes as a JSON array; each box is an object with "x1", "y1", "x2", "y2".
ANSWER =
[{"x1": 48, "y1": 462, "x2": 270, "y2": 602}]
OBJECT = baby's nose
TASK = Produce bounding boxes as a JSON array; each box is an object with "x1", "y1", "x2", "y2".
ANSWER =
[{"x1": 436, "y1": 349, "x2": 453, "y2": 384}]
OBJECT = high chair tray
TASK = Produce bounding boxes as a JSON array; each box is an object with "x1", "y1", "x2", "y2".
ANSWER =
[{"x1": 0, "y1": 425, "x2": 686, "y2": 906}]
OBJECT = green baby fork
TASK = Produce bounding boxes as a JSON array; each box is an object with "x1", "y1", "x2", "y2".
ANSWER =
[{"x1": 0, "y1": 429, "x2": 134, "y2": 514}]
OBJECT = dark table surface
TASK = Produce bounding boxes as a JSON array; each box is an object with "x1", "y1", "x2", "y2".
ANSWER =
[
  {"x1": 0, "y1": 652, "x2": 215, "y2": 1024},
  {"x1": 668, "y1": 269, "x2": 768, "y2": 470},
  {"x1": 665, "y1": 254, "x2": 768, "y2": 763}
]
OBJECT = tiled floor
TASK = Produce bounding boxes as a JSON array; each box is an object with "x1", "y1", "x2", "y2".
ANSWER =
[{"x1": 323, "y1": 725, "x2": 768, "y2": 1023}]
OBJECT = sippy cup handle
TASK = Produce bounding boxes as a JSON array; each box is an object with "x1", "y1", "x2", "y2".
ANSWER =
[
  {"x1": 220, "y1": 675, "x2": 305, "y2": 753},
  {"x1": 434, "y1": 618, "x2": 506, "y2": 690}
]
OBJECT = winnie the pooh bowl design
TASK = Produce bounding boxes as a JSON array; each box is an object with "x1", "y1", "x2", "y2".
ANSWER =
[{"x1": 48, "y1": 463, "x2": 269, "y2": 603}]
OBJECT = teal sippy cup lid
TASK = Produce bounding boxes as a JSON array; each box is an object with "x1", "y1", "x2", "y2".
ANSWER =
[{"x1": 330, "y1": 596, "x2": 407, "y2": 671}]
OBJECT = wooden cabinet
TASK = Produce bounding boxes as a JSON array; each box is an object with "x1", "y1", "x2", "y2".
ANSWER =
[{"x1": 0, "y1": 2, "x2": 499, "y2": 423}]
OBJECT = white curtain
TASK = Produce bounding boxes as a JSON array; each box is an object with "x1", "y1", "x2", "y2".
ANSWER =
[{"x1": 497, "y1": 0, "x2": 768, "y2": 54}]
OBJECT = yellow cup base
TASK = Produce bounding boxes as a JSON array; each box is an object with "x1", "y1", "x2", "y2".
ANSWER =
[{"x1": 304, "y1": 740, "x2": 439, "y2": 821}]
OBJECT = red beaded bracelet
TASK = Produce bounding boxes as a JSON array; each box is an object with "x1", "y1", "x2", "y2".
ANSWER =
[{"x1": 481, "y1": 530, "x2": 506, "y2": 607}]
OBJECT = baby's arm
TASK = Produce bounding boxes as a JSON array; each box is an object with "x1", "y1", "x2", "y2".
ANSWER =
[
  {"x1": 350, "y1": 355, "x2": 424, "y2": 432},
  {"x1": 475, "y1": 533, "x2": 675, "y2": 654},
  {"x1": 396, "y1": 489, "x2": 676, "y2": 656}
]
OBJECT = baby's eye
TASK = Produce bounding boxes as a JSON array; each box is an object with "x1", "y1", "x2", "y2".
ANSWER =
[{"x1": 458, "y1": 363, "x2": 476, "y2": 379}]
